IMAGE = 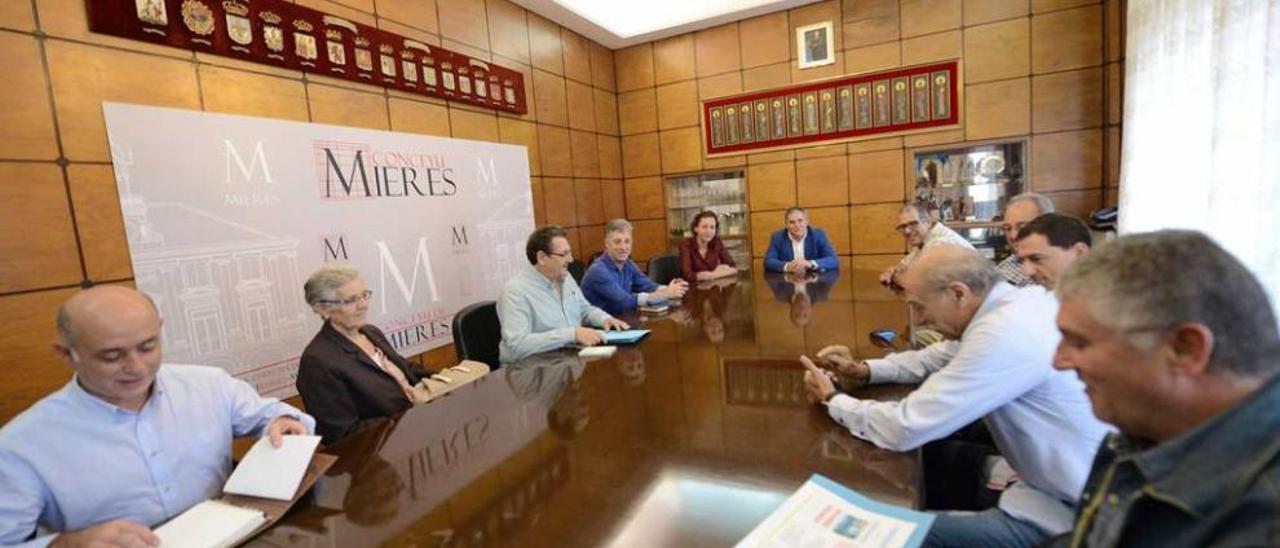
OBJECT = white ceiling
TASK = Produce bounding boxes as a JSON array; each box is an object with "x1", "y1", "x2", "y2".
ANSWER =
[{"x1": 509, "y1": 0, "x2": 823, "y2": 49}]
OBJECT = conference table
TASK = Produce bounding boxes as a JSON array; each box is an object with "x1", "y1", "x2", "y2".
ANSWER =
[{"x1": 248, "y1": 261, "x2": 917, "y2": 547}]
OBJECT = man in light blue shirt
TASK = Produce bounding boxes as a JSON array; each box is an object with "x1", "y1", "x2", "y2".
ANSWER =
[
  {"x1": 0, "y1": 286, "x2": 314, "y2": 547},
  {"x1": 581, "y1": 219, "x2": 688, "y2": 315},
  {"x1": 498, "y1": 225, "x2": 629, "y2": 362},
  {"x1": 802, "y1": 246, "x2": 1108, "y2": 548}
]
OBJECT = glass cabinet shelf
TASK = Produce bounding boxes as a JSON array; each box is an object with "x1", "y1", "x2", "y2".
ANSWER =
[
  {"x1": 664, "y1": 171, "x2": 751, "y2": 269},
  {"x1": 912, "y1": 140, "x2": 1026, "y2": 225}
]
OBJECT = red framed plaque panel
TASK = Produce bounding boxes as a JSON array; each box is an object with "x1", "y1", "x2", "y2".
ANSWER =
[
  {"x1": 702, "y1": 60, "x2": 960, "y2": 156},
  {"x1": 89, "y1": 0, "x2": 528, "y2": 114}
]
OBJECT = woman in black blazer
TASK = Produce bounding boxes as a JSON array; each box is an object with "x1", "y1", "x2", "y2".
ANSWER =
[{"x1": 297, "y1": 264, "x2": 428, "y2": 444}]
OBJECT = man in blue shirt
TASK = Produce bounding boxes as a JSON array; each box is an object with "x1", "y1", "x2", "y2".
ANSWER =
[
  {"x1": 764, "y1": 207, "x2": 840, "y2": 273},
  {"x1": 498, "y1": 225, "x2": 630, "y2": 362},
  {"x1": 0, "y1": 286, "x2": 314, "y2": 547},
  {"x1": 1046, "y1": 230, "x2": 1280, "y2": 547},
  {"x1": 581, "y1": 219, "x2": 688, "y2": 315}
]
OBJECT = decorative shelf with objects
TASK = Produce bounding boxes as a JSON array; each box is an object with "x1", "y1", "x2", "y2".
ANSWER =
[
  {"x1": 909, "y1": 139, "x2": 1027, "y2": 259},
  {"x1": 664, "y1": 171, "x2": 751, "y2": 270}
]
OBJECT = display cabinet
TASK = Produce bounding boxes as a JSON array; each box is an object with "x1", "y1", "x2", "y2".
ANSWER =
[{"x1": 910, "y1": 140, "x2": 1027, "y2": 258}]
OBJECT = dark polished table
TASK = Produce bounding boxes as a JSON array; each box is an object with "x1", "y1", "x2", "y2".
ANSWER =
[{"x1": 248, "y1": 262, "x2": 915, "y2": 547}]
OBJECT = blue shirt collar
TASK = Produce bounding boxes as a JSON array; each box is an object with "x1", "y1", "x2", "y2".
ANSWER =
[{"x1": 65, "y1": 367, "x2": 168, "y2": 416}]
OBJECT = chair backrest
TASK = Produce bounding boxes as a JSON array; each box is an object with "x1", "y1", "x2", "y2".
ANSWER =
[
  {"x1": 451, "y1": 301, "x2": 500, "y2": 368},
  {"x1": 567, "y1": 260, "x2": 586, "y2": 283},
  {"x1": 647, "y1": 253, "x2": 680, "y2": 285}
]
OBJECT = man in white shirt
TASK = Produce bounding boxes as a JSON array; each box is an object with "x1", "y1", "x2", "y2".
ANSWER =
[
  {"x1": 803, "y1": 246, "x2": 1108, "y2": 547},
  {"x1": 879, "y1": 203, "x2": 974, "y2": 286}
]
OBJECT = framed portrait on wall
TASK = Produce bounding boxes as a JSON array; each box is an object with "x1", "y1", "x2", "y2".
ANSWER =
[{"x1": 796, "y1": 21, "x2": 835, "y2": 69}]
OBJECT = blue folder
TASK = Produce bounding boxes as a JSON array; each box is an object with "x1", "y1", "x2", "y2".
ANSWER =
[{"x1": 602, "y1": 329, "x2": 651, "y2": 344}]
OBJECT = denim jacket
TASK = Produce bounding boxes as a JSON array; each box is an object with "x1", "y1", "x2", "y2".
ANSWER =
[{"x1": 1047, "y1": 373, "x2": 1280, "y2": 547}]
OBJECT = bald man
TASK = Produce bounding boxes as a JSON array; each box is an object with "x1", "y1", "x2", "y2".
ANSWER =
[
  {"x1": 0, "y1": 286, "x2": 315, "y2": 547},
  {"x1": 803, "y1": 247, "x2": 1107, "y2": 548}
]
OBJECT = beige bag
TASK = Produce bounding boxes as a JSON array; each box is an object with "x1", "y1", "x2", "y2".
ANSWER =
[{"x1": 409, "y1": 360, "x2": 491, "y2": 404}]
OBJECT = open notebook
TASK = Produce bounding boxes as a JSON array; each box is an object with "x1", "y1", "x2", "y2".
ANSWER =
[{"x1": 155, "y1": 435, "x2": 336, "y2": 547}]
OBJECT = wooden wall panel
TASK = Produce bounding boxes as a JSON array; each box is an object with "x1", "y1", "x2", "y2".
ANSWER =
[
  {"x1": 0, "y1": 0, "x2": 624, "y2": 424},
  {"x1": 0, "y1": 0, "x2": 1120, "y2": 423}
]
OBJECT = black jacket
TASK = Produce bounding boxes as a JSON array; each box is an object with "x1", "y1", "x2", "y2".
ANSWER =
[{"x1": 296, "y1": 321, "x2": 428, "y2": 445}]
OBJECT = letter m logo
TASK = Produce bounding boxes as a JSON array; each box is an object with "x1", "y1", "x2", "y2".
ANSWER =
[{"x1": 376, "y1": 238, "x2": 440, "y2": 313}]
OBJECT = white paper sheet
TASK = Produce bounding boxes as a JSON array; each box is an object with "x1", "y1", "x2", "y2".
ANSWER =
[
  {"x1": 578, "y1": 346, "x2": 617, "y2": 358},
  {"x1": 222, "y1": 435, "x2": 321, "y2": 501}
]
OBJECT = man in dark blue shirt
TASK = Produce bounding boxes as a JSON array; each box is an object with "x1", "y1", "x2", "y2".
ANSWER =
[
  {"x1": 582, "y1": 219, "x2": 688, "y2": 315},
  {"x1": 1046, "y1": 230, "x2": 1280, "y2": 547}
]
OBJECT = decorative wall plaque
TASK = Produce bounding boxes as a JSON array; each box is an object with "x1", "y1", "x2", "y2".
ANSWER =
[
  {"x1": 702, "y1": 60, "x2": 960, "y2": 156},
  {"x1": 89, "y1": 0, "x2": 528, "y2": 114}
]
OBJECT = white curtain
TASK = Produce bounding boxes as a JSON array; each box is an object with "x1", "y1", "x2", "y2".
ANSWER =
[{"x1": 1120, "y1": 0, "x2": 1280, "y2": 320}]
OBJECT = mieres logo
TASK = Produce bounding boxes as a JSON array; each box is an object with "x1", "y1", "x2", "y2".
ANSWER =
[
  {"x1": 376, "y1": 237, "x2": 440, "y2": 314},
  {"x1": 223, "y1": 139, "x2": 279, "y2": 206},
  {"x1": 315, "y1": 141, "x2": 458, "y2": 200},
  {"x1": 321, "y1": 235, "x2": 349, "y2": 261},
  {"x1": 225, "y1": 139, "x2": 274, "y2": 184},
  {"x1": 449, "y1": 224, "x2": 470, "y2": 254}
]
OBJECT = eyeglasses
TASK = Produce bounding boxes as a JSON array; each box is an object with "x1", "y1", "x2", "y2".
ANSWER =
[
  {"x1": 1001, "y1": 221, "x2": 1028, "y2": 234},
  {"x1": 320, "y1": 289, "x2": 373, "y2": 307},
  {"x1": 544, "y1": 250, "x2": 572, "y2": 260},
  {"x1": 894, "y1": 220, "x2": 920, "y2": 233}
]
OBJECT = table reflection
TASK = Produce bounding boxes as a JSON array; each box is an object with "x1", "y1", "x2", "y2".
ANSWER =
[{"x1": 250, "y1": 266, "x2": 914, "y2": 547}]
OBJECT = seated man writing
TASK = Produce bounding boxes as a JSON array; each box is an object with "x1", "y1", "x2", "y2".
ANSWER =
[
  {"x1": 581, "y1": 219, "x2": 688, "y2": 315},
  {"x1": 498, "y1": 225, "x2": 629, "y2": 362},
  {"x1": 802, "y1": 246, "x2": 1107, "y2": 547},
  {"x1": 0, "y1": 286, "x2": 314, "y2": 547}
]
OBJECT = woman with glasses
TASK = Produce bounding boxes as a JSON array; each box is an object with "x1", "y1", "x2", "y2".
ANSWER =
[{"x1": 296, "y1": 264, "x2": 428, "y2": 444}]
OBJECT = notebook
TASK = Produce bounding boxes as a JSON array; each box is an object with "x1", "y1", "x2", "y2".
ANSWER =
[
  {"x1": 154, "y1": 437, "x2": 337, "y2": 547},
  {"x1": 602, "y1": 329, "x2": 651, "y2": 344},
  {"x1": 155, "y1": 500, "x2": 266, "y2": 548},
  {"x1": 579, "y1": 345, "x2": 617, "y2": 358}
]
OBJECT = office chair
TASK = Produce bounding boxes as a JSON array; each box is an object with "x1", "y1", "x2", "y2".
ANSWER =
[
  {"x1": 646, "y1": 253, "x2": 680, "y2": 285},
  {"x1": 451, "y1": 300, "x2": 500, "y2": 369},
  {"x1": 567, "y1": 260, "x2": 587, "y2": 283}
]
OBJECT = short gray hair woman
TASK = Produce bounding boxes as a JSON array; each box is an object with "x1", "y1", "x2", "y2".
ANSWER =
[{"x1": 296, "y1": 264, "x2": 429, "y2": 444}]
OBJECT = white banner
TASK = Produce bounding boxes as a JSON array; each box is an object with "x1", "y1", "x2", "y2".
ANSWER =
[{"x1": 103, "y1": 103, "x2": 533, "y2": 398}]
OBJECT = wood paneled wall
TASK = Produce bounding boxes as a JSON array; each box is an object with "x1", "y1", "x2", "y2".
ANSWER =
[
  {"x1": 613, "y1": 0, "x2": 1124, "y2": 262},
  {"x1": 0, "y1": 0, "x2": 1123, "y2": 424},
  {"x1": 0, "y1": 0, "x2": 620, "y2": 424}
]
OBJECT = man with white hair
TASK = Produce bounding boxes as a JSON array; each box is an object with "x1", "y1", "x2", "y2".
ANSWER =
[
  {"x1": 997, "y1": 193, "x2": 1056, "y2": 287},
  {"x1": 879, "y1": 203, "x2": 974, "y2": 286},
  {"x1": 805, "y1": 246, "x2": 1107, "y2": 547}
]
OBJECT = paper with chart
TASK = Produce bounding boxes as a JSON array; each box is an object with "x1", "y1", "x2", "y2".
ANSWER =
[{"x1": 737, "y1": 474, "x2": 934, "y2": 548}]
